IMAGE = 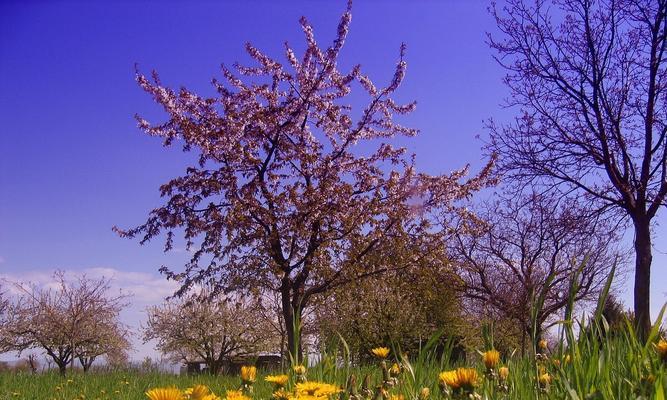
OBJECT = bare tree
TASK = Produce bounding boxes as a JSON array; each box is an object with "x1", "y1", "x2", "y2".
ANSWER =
[
  {"x1": 116, "y1": 2, "x2": 493, "y2": 362},
  {"x1": 4, "y1": 271, "x2": 130, "y2": 375},
  {"x1": 451, "y1": 193, "x2": 622, "y2": 353},
  {"x1": 487, "y1": 0, "x2": 667, "y2": 339},
  {"x1": 143, "y1": 291, "x2": 271, "y2": 375}
]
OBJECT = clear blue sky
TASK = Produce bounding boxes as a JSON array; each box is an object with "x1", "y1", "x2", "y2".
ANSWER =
[{"x1": 1, "y1": 1, "x2": 665, "y2": 360}]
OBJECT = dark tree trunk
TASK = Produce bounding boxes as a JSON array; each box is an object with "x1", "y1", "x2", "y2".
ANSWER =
[
  {"x1": 56, "y1": 361, "x2": 67, "y2": 376},
  {"x1": 632, "y1": 215, "x2": 652, "y2": 342},
  {"x1": 281, "y1": 284, "x2": 304, "y2": 365},
  {"x1": 209, "y1": 359, "x2": 222, "y2": 375}
]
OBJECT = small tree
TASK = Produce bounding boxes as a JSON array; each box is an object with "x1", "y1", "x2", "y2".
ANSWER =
[
  {"x1": 116, "y1": 2, "x2": 492, "y2": 362},
  {"x1": 143, "y1": 291, "x2": 271, "y2": 374},
  {"x1": 5, "y1": 271, "x2": 130, "y2": 375},
  {"x1": 451, "y1": 193, "x2": 622, "y2": 354},
  {"x1": 315, "y1": 253, "x2": 464, "y2": 362},
  {"x1": 76, "y1": 323, "x2": 131, "y2": 372}
]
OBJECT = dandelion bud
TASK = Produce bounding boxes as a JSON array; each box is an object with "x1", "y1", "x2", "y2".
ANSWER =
[
  {"x1": 655, "y1": 339, "x2": 667, "y2": 362},
  {"x1": 538, "y1": 372, "x2": 551, "y2": 387},
  {"x1": 498, "y1": 366, "x2": 509, "y2": 381},
  {"x1": 419, "y1": 387, "x2": 430, "y2": 400},
  {"x1": 538, "y1": 339, "x2": 548, "y2": 352}
]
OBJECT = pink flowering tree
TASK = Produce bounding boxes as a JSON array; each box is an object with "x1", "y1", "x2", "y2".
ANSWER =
[{"x1": 116, "y1": 2, "x2": 492, "y2": 362}]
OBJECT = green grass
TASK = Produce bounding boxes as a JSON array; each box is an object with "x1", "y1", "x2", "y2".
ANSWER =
[
  {"x1": 2, "y1": 268, "x2": 666, "y2": 399},
  {"x1": 1, "y1": 333, "x2": 665, "y2": 400},
  {"x1": 0, "y1": 370, "x2": 258, "y2": 400}
]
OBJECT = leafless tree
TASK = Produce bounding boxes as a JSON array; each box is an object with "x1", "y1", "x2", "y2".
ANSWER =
[
  {"x1": 487, "y1": 0, "x2": 667, "y2": 339},
  {"x1": 4, "y1": 271, "x2": 130, "y2": 375},
  {"x1": 451, "y1": 192, "x2": 623, "y2": 353}
]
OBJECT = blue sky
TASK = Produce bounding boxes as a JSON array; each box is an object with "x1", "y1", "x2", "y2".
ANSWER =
[{"x1": 1, "y1": 1, "x2": 665, "y2": 361}]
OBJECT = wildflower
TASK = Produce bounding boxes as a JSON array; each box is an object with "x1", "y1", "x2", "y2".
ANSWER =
[
  {"x1": 389, "y1": 362, "x2": 401, "y2": 377},
  {"x1": 482, "y1": 349, "x2": 500, "y2": 370},
  {"x1": 295, "y1": 381, "x2": 341, "y2": 398},
  {"x1": 538, "y1": 339, "x2": 548, "y2": 352},
  {"x1": 293, "y1": 365, "x2": 307, "y2": 375},
  {"x1": 655, "y1": 339, "x2": 667, "y2": 362},
  {"x1": 265, "y1": 374, "x2": 290, "y2": 388},
  {"x1": 184, "y1": 385, "x2": 211, "y2": 400},
  {"x1": 271, "y1": 389, "x2": 291, "y2": 400},
  {"x1": 499, "y1": 366, "x2": 509, "y2": 381},
  {"x1": 146, "y1": 387, "x2": 184, "y2": 400},
  {"x1": 389, "y1": 395, "x2": 404, "y2": 400},
  {"x1": 371, "y1": 347, "x2": 390, "y2": 359},
  {"x1": 438, "y1": 368, "x2": 479, "y2": 392},
  {"x1": 538, "y1": 373, "x2": 551, "y2": 386},
  {"x1": 293, "y1": 364, "x2": 307, "y2": 383},
  {"x1": 224, "y1": 390, "x2": 251, "y2": 400},
  {"x1": 419, "y1": 387, "x2": 430, "y2": 400},
  {"x1": 240, "y1": 365, "x2": 257, "y2": 383}
]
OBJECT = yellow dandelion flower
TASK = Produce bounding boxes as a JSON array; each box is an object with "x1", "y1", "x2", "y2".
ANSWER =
[
  {"x1": 538, "y1": 373, "x2": 551, "y2": 386},
  {"x1": 224, "y1": 390, "x2": 251, "y2": 400},
  {"x1": 202, "y1": 395, "x2": 221, "y2": 400},
  {"x1": 272, "y1": 389, "x2": 291, "y2": 400},
  {"x1": 370, "y1": 347, "x2": 390, "y2": 359},
  {"x1": 293, "y1": 365, "x2": 307, "y2": 375},
  {"x1": 482, "y1": 349, "x2": 500, "y2": 369},
  {"x1": 240, "y1": 365, "x2": 257, "y2": 383},
  {"x1": 295, "y1": 381, "x2": 341, "y2": 398},
  {"x1": 655, "y1": 339, "x2": 667, "y2": 362},
  {"x1": 389, "y1": 395, "x2": 404, "y2": 400},
  {"x1": 184, "y1": 385, "x2": 210, "y2": 400},
  {"x1": 265, "y1": 374, "x2": 290, "y2": 387},
  {"x1": 146, "y1": 387, "x2": 184, "y2": 400},
  {"x1": 418, "y1": 387, "x2": 430, "y2": 400},
  {"x1": 438, "y1": 368, "x2": 478, "y2": 392},
  {"x1": 498, "y1": 366, "x2": 509, "y2": 381}
]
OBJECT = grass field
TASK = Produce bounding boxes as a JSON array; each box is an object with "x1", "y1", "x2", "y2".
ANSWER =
[
  {"x1": 1, "y1": 327, "x2": 666, "y2": 400},
  {"x1": 2, "y1": 273, "x2": 667, "y2": 399}
]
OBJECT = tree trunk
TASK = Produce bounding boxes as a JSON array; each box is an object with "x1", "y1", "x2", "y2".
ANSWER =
[
  {"x1": 209, "y1": 359, "x2": 222, "y2": 375},
  {"x1": 632, "y1": 216, "x2": 652, "y2": 342},
  {"x1": 281, "y1": 285, "x2": 304, "y2": 365},
  {"x1": 56, "y1": 360, "x2": 67, "y2": 376}
]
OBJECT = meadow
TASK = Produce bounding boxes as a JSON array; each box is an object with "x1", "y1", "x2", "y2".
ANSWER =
[
  {"x1": 2, "y1": 269, "x2": 667, "y2": 400},
  {"x1": 2, "y1": 318, "x2": 666, "y2": 400}
]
